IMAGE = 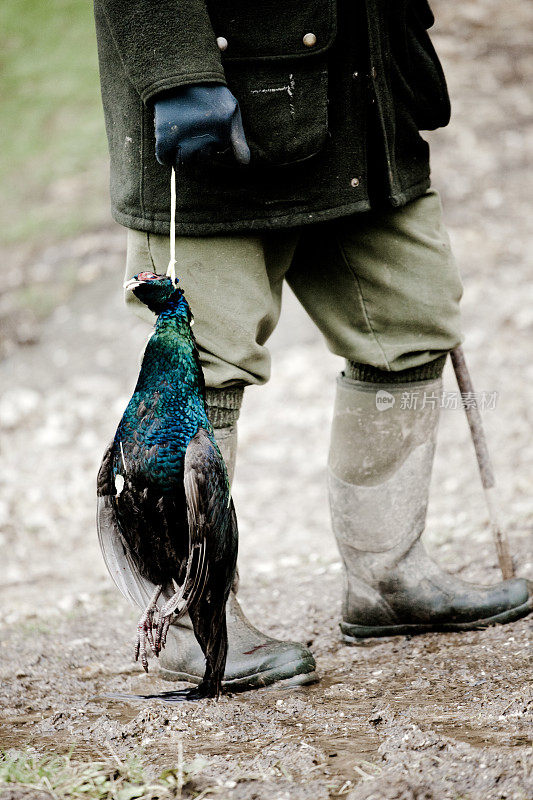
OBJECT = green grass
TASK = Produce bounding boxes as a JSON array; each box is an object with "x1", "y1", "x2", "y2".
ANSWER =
[
  {"x1": 0, "y1": 749, "x2": 211, "y2": 800},
  {"x1": 0, "y1": 0, "x2": 109, "y2": 247}
]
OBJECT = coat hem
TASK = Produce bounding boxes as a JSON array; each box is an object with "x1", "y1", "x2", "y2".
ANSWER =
[
  {"x1": 389, "y1": 177, "x2": 431, "y2": 208},
  {"x1": 111, "y1": 176, "x2": 430, "y2": 236}
]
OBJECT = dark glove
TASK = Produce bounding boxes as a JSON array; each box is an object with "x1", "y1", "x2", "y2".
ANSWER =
[{"x1": 154, "y1": 85, "x2": 250, "y2": 166}]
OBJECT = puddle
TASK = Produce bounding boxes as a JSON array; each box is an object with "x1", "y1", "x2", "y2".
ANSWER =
[{"x1": 429, "y1": 721, "x2": 532, "y2": 749}]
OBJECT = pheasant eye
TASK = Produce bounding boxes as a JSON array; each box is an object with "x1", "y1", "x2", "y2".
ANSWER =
[{"x1": 137, "y1": 271, "x2": 158, "y2": 281}]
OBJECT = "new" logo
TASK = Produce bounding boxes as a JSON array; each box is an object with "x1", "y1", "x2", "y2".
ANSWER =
[{"x1": 375, "y1": 390, "x2": 395, "y2": 411}]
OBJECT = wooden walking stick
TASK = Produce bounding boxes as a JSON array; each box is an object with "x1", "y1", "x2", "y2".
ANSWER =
[{"x1": 450, "y1": 346, "x2": 515, "y2": 580}]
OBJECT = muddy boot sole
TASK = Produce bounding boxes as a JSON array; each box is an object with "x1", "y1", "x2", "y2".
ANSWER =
[{"x1": 340, "y1": 595, "x2": 533, "y2": 642}]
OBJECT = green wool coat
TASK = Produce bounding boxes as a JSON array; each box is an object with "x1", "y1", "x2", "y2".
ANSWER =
[{"x1": 93, "y1": 0, "x2": 451, "y2": 235}]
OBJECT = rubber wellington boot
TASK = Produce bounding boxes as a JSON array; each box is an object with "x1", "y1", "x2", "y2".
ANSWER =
[
  {"x1": 328, "y1": 370, "x2": 532, "y2": 641},
  {"x1": 159, "y1": 425, "x2": 317, "y2": 689},
  {"x1": 98, "y1": 424, "x2": 317, "y2": 689}
]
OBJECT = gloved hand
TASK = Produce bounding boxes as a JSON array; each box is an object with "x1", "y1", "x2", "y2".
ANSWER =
[{"x1": 154, "y1": 85, "x2": 250, "y2": 166}]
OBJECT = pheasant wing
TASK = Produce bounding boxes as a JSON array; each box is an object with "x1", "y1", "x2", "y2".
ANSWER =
[
  {"x1": 96, "y1": 441, "x2": 160, "y2": 610},
  {"x1": 153, "y1": 427, "x2": 238, "y2": 650},
  {"x1": 184, "y1": 427, "x2": 236, "y2": 558}
]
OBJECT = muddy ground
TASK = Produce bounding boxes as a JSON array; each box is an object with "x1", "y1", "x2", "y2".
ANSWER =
[{"x1": 1, "y1": 1, "x2": 532, "y2": 798}]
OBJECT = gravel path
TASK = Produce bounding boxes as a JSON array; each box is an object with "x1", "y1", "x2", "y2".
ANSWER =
[{"x1": 1, "y1": 2, "x2": 531, "y2": 798}]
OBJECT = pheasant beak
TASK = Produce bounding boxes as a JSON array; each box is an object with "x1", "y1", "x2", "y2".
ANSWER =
[{"x1": 123, "y1": 278, "x2": 142, "y2": 292}]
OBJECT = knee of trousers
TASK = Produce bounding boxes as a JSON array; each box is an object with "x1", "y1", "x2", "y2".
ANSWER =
[
  {"x1": 124, "y1": 228, "x2": 277, "y2": 388},
  {"x1": 288, "y1": 189, "x2": 464, "y2": 371}
]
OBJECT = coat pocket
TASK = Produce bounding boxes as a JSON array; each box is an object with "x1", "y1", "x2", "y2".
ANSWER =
[
  {"x1": 224, "y1": 59, "x2": 329, "y2": 166},
  {"x1": 389, "y1": 0, "x2": 451, "y2": 131},
  {"x1": 207, "y1": 0, "x2": 337, "y2": 166}
]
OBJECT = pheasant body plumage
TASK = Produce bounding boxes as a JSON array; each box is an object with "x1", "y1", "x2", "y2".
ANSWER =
[{"x1": 97, "y1": 272, "x2": 238, "y2": 700}]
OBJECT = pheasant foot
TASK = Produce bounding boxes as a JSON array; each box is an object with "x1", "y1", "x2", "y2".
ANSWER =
[
  {"x1": 154, "y1": 591, "x2": 189, "y2": 654},
  {"x1": 134, "y1": 586, "x2": 162, "y2": 672}
]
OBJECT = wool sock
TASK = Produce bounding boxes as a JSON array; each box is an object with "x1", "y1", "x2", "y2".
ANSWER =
[
  {"x1": 205, "y1": 386, "x2": 244, "y2": 428},
  {"x1": 345, "y1": 355, "x2": 446, "y2": 384}
]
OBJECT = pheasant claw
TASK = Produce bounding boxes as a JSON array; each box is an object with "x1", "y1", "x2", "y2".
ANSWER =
[
  {"x1": 154, "y1": 611, "x2": 172, "y2": 655},
  {"x1": 134, "y1": 587, "x2": 162, "y2": 672}
]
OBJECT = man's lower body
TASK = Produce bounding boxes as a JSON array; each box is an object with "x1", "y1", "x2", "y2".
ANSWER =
[{"x1": 122, "y1": 189, "x2": 532, "y2": 689}]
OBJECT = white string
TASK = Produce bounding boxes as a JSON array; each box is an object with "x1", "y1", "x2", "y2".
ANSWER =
[{"x1": 166, "y1": 166, "x2": 177, "y2": 285}]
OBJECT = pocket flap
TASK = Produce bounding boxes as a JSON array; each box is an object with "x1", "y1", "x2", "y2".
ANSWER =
[{"x1": 207, "y1": 0, "x2": 337, "y2": 61}]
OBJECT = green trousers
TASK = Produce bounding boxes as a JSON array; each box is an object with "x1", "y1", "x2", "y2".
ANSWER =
[{"x1": 124, "y1": 189, "x2": 463, "y2": 388}]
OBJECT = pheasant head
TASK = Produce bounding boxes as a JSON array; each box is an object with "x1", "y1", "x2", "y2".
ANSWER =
[{"x1": 124, "y1": 271, "x2": 188, "y2": 316}]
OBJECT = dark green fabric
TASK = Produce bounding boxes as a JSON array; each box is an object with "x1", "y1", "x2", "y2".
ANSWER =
[
  {"x1": 94, "y1": 0, "x2": 451, "y2": 235},
  {"x1": 345, "y1": 355, "x2": 447, "y2": 384},
  {"x1": 93, "y1": 0, "x2": 226, "y2": 102}
]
